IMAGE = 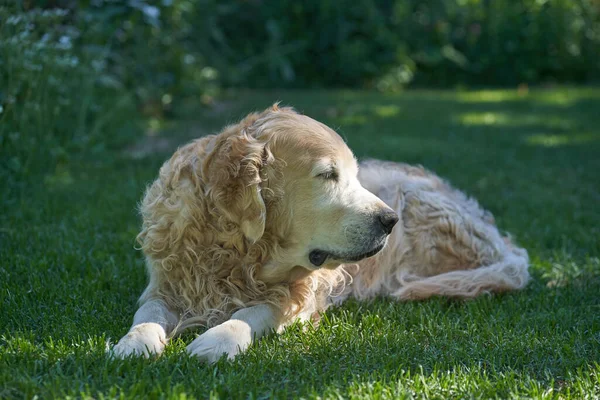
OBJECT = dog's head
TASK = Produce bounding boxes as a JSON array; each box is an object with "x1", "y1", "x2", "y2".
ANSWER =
[{"x1": 204, "y1": 105, "x2": 397, "y2": 279}]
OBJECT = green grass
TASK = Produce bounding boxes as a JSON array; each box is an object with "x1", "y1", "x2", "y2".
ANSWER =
[{"x1": 2, "y1": 87, "x2": 600, "y2": 399}]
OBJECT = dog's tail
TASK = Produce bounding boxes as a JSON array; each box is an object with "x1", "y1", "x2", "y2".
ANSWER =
[{"x1": 391, "y1": 246, "x2": 530, "y2": 300}]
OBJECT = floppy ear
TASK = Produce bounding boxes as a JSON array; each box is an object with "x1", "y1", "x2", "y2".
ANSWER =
[{"x1": 204, "y1": 127, "x2": 269, "y2": 243}]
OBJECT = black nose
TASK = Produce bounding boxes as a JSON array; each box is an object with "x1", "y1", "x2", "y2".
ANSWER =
[{"x1": 378, "y1": 210, "x2": 399, "y2": 234}]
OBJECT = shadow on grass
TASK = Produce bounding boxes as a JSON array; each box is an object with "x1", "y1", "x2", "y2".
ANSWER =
[
  {"x1": 123, "y1": 88, "x2": 600, "y2": 161},
  {"x1": 245, "y1": 274, "x2": 599, "y2": 396},
  {"x1": 4, "y1": 272, "x2": 597, "y2": 398},
  {"x1": 131, "y1": 89, "x2": 600, "y2": 196}
]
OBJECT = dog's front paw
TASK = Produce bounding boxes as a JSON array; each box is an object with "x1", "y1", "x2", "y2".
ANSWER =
[
  {"x1": 111, "y1": 323, "x2": 167, "y2": 358},
  {"x1": 186, "y1": 320, "x2": 252, "y2": 363}
]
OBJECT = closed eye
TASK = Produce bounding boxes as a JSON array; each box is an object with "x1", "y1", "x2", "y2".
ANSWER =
[{"x1": 317, "y1": 169, "x2": 339, "y2": 181}]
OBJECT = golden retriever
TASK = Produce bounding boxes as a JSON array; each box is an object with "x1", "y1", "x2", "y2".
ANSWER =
[{"x1": 112, "y1": 105, "x2": 530, "y2": 362}]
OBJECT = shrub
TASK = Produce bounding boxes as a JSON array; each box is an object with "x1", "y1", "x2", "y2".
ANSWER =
[
  {"x1": 0, "y1": 7, "x2": 135, "y2": 178},
  {"x1": 77, "y1": 0, "x2": 219, "y2": 114},
  {"x1": 393, "y1": 0, "x2": 600, "y2": 86},
  {"x1": 178, "y1": 0, "x2": 600, "y2": 88},
  {"x1": 2, "y1": 0, "x2": 599, "y2": 179},
  {"x1": 0, "y1": 1, "x2": 219, "y2": 178}
]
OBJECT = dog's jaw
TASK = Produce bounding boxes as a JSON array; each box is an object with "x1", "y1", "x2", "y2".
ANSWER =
[
  {"x1": 257, "y1": 261, "x2": 313, "y2": 284},
  {"x1": 308, "y1": 236, "x2": 389, "y2": 268}
]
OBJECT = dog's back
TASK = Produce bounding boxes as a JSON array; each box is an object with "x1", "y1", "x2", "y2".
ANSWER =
[{"x1": 338, "y1": 160, "x2": 530, "y2": 301}]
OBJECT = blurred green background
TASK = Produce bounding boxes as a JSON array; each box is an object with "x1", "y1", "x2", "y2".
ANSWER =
[{"x1": 2, "y1": 0, "x2": 600, "y2": 178}]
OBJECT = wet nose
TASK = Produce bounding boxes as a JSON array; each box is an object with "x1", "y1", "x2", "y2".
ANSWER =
[{"x1": 378, "y1": 210, "x2": 399, "y2": 234}]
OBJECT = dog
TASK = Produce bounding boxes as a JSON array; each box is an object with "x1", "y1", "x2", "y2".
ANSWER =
[{"x1": 112, "y1": 105, "x2": 530, "y2": 362}]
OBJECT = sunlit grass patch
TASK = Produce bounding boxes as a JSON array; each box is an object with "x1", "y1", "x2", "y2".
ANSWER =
[
  {"x1": 373, "y1": 105, "x2": 402, "y2": 118},
  {"x1": 456, "y1": 111, "x2": 578, "y2": 130},
  {"x1": 458, "y1": 111, "x2": 511, "y2": 126},
  {"x1": 525, "y1": 132, "x2": 600, "y2": 147},
  {"x1": 456, "y1": 90, "x2": 524, "y2": 103},
  {"x1": 337, "y1": 114, "x2": 369, "y2": 126}
]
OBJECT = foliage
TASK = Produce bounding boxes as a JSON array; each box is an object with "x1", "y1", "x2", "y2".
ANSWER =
[
  {"x1": 398, "y1": 0, "x2": 600, "y2": 86},
  {"x1": 180, "y1": 0, "x2": 600, "y2": 88},
  {"x1": 0, "y1": 1, "x2": 218, "y2": 178},
  {"x1": 2, "y1": 0, "x2": 599, "y2": 178},
  {"x1": 77, "y1": 0, "x2": 219, "y2": 112},
  {"x1": 0, "y1": 6, "x2": 137, "y2": 179}
]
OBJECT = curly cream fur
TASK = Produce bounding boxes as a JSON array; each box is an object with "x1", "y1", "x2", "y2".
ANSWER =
[
  {"x1": 342, "y1": 159, "x2": 529, "y2": 304},
  {"x1": 135, "y1": 105, "x2": 352, "y2": 331},
  {"x1": 116, "y1": 105, "x2": 529, "y2": 359}
]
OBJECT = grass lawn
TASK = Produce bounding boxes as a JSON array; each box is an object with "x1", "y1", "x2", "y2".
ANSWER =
[{"x1": 2, "y1": 87, "x2": 600, "y2": 399}]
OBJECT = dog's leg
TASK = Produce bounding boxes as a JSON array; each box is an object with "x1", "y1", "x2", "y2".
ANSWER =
[
  {"x1": 186, "y1": 304, "x2": 279, "y2": 363},
  {"x1": 111, "y1": 299, "x2": 178, "y2": 358}
]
